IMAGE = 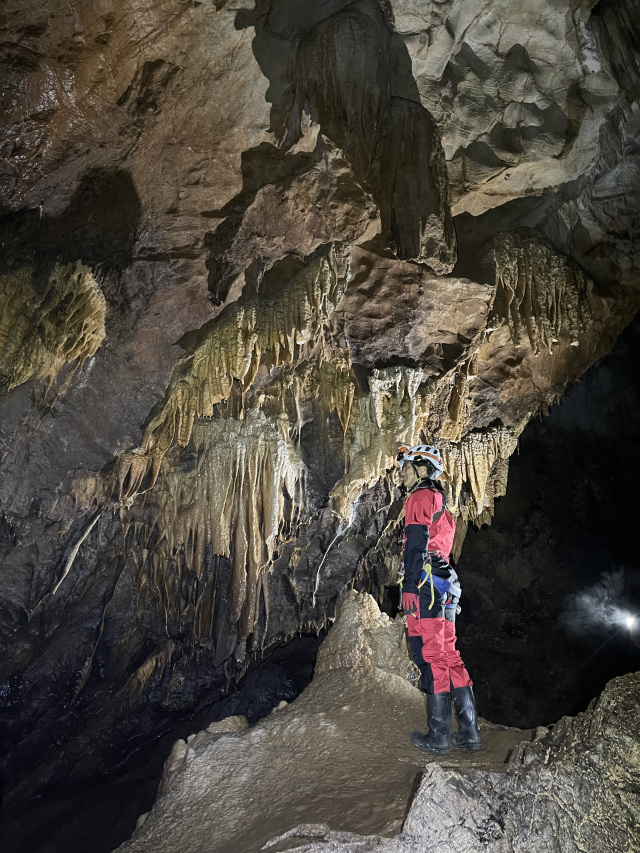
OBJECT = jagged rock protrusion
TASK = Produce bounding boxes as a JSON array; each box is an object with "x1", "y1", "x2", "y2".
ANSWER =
[
  {"x1": 290, "y1": 0, "x2": 456, "y2": 272},
  {"x1": 314, "y1": 590, "x2": 416, "y2": 679},
  {"x1": 484, "y1": 229, "x2": 594, "y2": 353}
]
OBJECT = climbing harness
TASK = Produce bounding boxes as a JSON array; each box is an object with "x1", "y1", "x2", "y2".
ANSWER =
[
  {"x1": 417, "y1": 560, "x2": 436, "y2": 610},
  {"x1": 416, "y1": 562, "x2": 462, "y2": 610}
]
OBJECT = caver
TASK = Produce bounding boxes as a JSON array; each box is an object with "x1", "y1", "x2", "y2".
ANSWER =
[{"x1": 397, "y1": 444, "x2": 483, "y2": 755}]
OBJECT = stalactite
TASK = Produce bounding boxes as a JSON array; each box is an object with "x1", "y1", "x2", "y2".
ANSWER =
[
  {"x1": 439, "y1": 426, "x2": 518, "y2": 521},
  {"x1": 485, "y1": 230, "x2": 593, "y2": 353},
  {"x1": 330, "y1": 366, "x2": 433, "y2": 520},
  {"x1": 330, "y1": 366, "x2": 517, "y2": 530},
  {"x1": 318, "y1": 354, "x2": 355, "y2": 433},
  {"x1": 151, "y1": 411, "x2": 306, "y2": 642},
  {"x1": 117, "y1": 247, "x2": 348, "y2": 503},
  {"x1": 124, "y1": 641, "x2": 175, "y2": 698},
  {"x1": 0, "y1": 262, "x2": 106, "y2": 392},
  {"x1": 439, "y1": 355, "x2": 477, "y2": 442}
]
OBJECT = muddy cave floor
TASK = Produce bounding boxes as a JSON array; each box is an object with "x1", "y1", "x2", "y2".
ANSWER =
[
  {"x1": 2, "y1": 596, "x2": 640, "y2": 853},
  {"x1": 121, "y1": 672, "x2": 536, "y2": 853},
  {"x1": 3, "y1": 626, "x2": 535, "y2": 853}
]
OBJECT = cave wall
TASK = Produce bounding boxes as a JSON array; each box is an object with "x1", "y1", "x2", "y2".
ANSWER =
[
  {"x1": 1, "y1": 0, "x2": 639, "y2": 806},
  {"x1": 456, "y1": 313, "x2": 640, "y2": 728}
]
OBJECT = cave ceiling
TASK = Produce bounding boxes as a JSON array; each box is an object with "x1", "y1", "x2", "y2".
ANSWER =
[{"x1": 0, "y1": 0, "x2": 639, "y2": 800}]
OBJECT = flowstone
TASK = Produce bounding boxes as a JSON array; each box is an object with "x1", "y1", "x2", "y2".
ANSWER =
[{"x1": 280, "y1": 669, "x2": 640, "y2": 853}]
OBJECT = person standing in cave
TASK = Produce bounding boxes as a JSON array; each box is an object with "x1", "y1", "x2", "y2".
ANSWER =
[{"x1": 397, "y1": 445, "x2": 483, "y2": 755}]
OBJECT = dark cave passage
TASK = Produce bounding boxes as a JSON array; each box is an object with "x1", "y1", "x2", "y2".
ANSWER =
[
  {"x1": 0, "y1": 634, "x2": 323, "y2": 853},
  {"x1": 455, "y1": 314, "x2": 640, "y2": 728}
]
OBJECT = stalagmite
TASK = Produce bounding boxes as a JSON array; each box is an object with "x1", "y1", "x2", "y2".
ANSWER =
[
  {"x1": 485, "y1": 230, "x2": 593, "y2": 353},
  {"x1": 0, "y1": 262, "x2": 106, "y2": 392}
]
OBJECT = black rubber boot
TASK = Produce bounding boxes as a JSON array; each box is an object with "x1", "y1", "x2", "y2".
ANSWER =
[
  {"x1": 452, "y1": 686, "x2": 483, "y2": 751},
  {"x1": 411, "y1": 692, "x2": 451, "y2": 755}
]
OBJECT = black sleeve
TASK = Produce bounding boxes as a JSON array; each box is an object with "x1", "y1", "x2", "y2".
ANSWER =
[{"x1": 403, "y1": 523, "x2": 429, "y2": 593}]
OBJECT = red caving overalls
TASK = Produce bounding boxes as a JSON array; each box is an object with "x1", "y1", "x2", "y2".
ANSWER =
[{"x1": 401, "y1": 480, "x2": 473, "y2": 695}]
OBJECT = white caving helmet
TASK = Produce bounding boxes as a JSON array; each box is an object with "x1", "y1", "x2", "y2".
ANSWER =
[{"x1": 396, "y1": 444, "x2": 444, "y2": 478}]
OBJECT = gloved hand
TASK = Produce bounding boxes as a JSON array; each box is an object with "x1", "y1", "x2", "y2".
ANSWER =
[{"x1": 402, "y1": 592, "x2": 419, "y2": 619}]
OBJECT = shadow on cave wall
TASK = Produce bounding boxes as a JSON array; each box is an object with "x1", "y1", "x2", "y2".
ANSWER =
[
  {"x1": 0, "y1": 167, "x2": 142, "y2": 280},
  {"x1": 210, "y1": 0, "x2": 455, "y2": 290},
  {"x1": 455, "y1": 313, "x2": 640, "y2": 728},
  {"x1": 201, "y1": 141, "x2": 327, "y2": 303}
]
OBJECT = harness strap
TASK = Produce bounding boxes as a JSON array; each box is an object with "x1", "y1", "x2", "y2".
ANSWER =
[
  {"x1": 417, "y1": 562, "x2": 435, "y2": 609},
  {"x1": 418, "y1": 571, "x2": 462, "y2": 602}
]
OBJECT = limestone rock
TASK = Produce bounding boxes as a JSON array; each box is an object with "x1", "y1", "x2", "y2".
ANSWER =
[
  {"x1": 0, "y1": 262, "x2": 106, "y2": 392},
  {"x1": 114, "y1": 593, "x2": 533, "y2": 853},
  {"x1": 158, "y1": 715, "x2": 249, "y2": 797},
  {"x1": 290, "y1": 1, "x2": 456, "y2": 271},
  {"x1": 0, "y1": 0, "x2": 639, "y2": 814},
  {"x1": 206, "y1": 146, "x2": 379, "y2": 305},
  {"x1": 396, "y1": 0, "x2": 619, "y2": 216},
  {"x1": 484, "y1": 229, "x2": 594, "y2": 353},
  {"x1": 314, "y1": 590, "x2": 413, "y2": 679},
  {"x1": 338, "y1": 246, "x2": 493, "y2": 370},
  {"x1": 0, "y1": 0, "x2": 271, "y2": 250},
  {"x1": 272, "y1": 672, "x2": 640, "y2": 853}
]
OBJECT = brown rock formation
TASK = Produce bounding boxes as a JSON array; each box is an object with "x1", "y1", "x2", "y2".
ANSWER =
[
  {"x1": 0, "y1": 0, "x2": 638, "y2": 821},
  {"x1": 113, "y1": 593, "x2": 640, "y2": 853}
]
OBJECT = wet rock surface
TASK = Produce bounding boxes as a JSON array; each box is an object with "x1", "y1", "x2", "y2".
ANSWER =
[
  {"x1": 114, "y1": 592, "x2": 640, "y2": 853},
  {"x1": 276, "y1": 669, "x2": 640, "y2": 853},
  {"x1": 116, "y1": 592, "x2": 537, "y2": 853},
  {"x1": 0, "y1": 0, "x2": 639, "y2": 833}
]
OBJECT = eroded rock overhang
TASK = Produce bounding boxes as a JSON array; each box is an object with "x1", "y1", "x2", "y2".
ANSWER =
[{"x1": 0, "y1": 0, "x2": 639, "y2": 799}]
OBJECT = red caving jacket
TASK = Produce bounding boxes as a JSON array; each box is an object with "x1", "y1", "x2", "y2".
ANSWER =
[{"x1": 402, "y1": 481, "x2": 455, "y2": 595}]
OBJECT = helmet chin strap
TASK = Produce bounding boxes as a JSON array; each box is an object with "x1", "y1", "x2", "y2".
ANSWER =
[{"x1": 410, "y1": 462, "x2": 427, "y2": 489}]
